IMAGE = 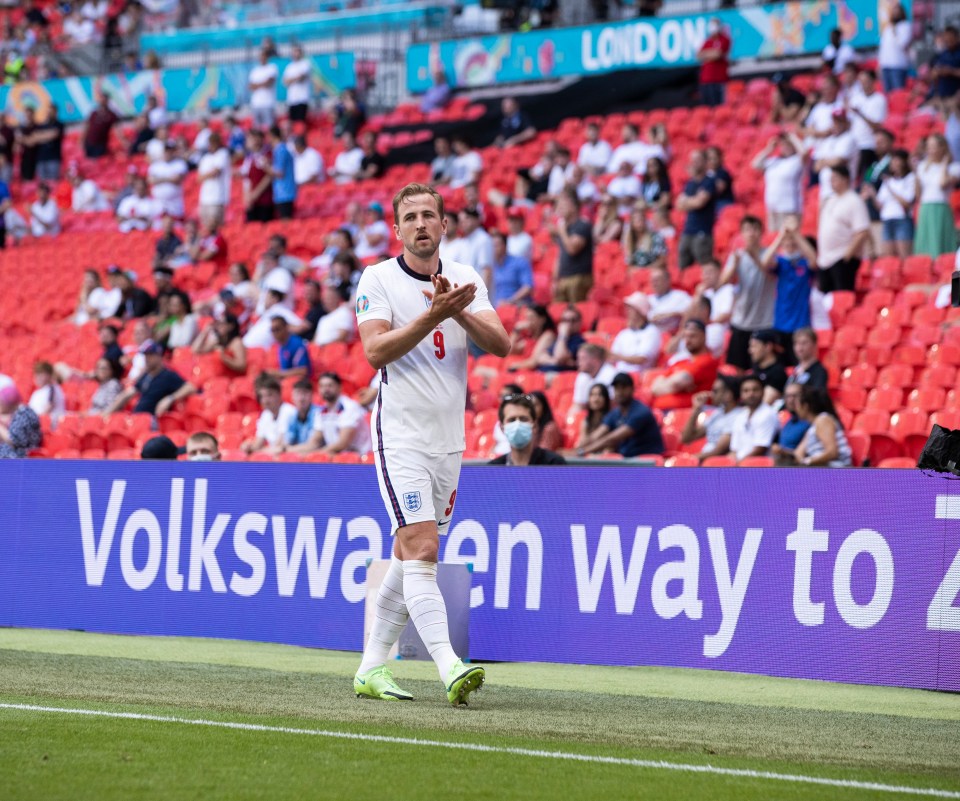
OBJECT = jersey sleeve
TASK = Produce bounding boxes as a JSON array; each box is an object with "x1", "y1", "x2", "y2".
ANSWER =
[{"x1": 355, "y1": 268, "x2": 392, "y2": 325}]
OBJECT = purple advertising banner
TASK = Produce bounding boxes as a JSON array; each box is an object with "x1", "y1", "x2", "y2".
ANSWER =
[{"x1": 0, "y1": 462, "x2": 957, "y2": 692}]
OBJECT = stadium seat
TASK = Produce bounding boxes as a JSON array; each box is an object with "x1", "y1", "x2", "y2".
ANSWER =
[
  {"x1": 702, "y1": 456, "x2": 735, "y2": 467},
  {"x1": 877, "y1": 457, "x2": 917, "y2": 468},
  {"x1": 905, "y1": 387, "x2": 946, "y2": 413},
  {"x1": 665, "y1": 453, "x2": 699, "y2": 467},
  {"x1": 739, "y1": 456, "x2": 774, "y2": 467},
  {"x1": 865, "y1": 387, "x2": 903, "y2": 412},
  {"x1": 931, "y1": 410, "x2": 960, "y2": 430},
  {"x1": 845, "y1": 431, "x2": 870, "y2": 467}
]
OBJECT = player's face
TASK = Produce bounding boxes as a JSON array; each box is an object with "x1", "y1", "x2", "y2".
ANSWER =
[{"x1": 395, "y1": 194, "x2": 446, "y2": 259}]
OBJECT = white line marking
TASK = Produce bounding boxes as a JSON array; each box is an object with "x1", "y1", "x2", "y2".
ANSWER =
[{"x1": 2, "y1": 702, "x2": 957, "y2": 798}]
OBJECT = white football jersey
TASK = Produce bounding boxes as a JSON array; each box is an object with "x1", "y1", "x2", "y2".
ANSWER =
[{"x1": 356, "y1": 255, "x2": 493, "y2": 453}]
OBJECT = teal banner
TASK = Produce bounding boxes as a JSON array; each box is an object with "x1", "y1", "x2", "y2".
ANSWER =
[
  {"x1": 0, "y1": 54, "x2": 354, "y2": 125},
  {"x1": 407, "y1": 0, "x2": 880, "y2": 92}
]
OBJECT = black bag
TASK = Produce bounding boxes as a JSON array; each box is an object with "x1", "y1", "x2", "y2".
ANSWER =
[{"x1": 917, "y1": 425, "x2": 960, "y2": 475}]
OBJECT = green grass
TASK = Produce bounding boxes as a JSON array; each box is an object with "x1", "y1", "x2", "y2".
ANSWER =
[{"x1": 1, "y1": 628, "x2": 959, "y2": 800}]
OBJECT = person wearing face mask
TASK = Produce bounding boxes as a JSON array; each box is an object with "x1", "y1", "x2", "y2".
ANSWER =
[
  {"x1": 185, "y1": 431, "x2": 221, "y2": 462},
  {"x1": 697, "y1": 18, "x2": 730, "y2": 107},
  {"x1": 487, "y1": 393, "x2": 566, "y2": 466}
]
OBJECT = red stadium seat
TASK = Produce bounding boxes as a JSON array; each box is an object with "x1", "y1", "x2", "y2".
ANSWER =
[{"x1": 877, "y1": 457, "x2": 917, "y2": 468}]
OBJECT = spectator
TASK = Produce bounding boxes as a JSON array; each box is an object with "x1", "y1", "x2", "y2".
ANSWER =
[
  {"x1": 248, "y1": 47, "x2": 278, "y2": 129},
  {"x1": 639, "y1": 156, "x2": 671, "y2": 209},
  {"x1": 879, "y1": 2, "x2": 913, "y2": 92},
  {"x1": 34, "y1": 104, "x2": 63, "y2": 181},
  {"x1": 420, "y1": 68, "x2": 453, "y2": 113},
  {"x1": 429, "y1": 136, "x2": 455, "y2": 185},
  {"x1": 915, "y1": 134, "x2": 960, "y2": 257},
  {"x1": 144, "y1": 124, "x2": 169, "y2": 165},
  {"x1": 697, "y1": 18, "x2": 730, "y2": 106},
  {"x1": 489, "y1": 393, "x2": 566, "y2": 465},
  {"x1": 29, "y1": 182, "x2": 59, "y2": 238},
  {"x1": 622, "y1": 203, "x2": 667, "y2": 269},
  {"x1": 592, "y1": 194, "x2": 623, "y2": 245},
  {"x1": 191, "y1": 312, "x2": 247, "y2": 375},
  {"x1": 0, "y1": 383, "x2": 41, "y2": 458},
  {"x1": 507, "y1": 305, "x2": 558, "y2": 370},
  {"x1": 268, "y1": 125, "x2": 296, "y2": 219},
  {"x1": 814, "y1": 110, "x2": 857, "y2": 204},
  {"x1": 728, "y1": 375, "x2": 779, "y2": 463},
  {"x1": 69, "y1": 164, "x2": 109, "y2": 212},
  {"x1": 148, "y1": 140, "x2": 188, "y2": 219},
  {"x1": 681, "y1": 374, "x2": 741, "y2": 463},
  {"x1": 449, "y1": 135, "x2": 483, "y2": 190},
  {"x1": 770, "y1": 382, "x2": 812, "y2": 466},
  {"x1": 752, "y1": 130, "x2": 806, "y2": 232},
  {"x1": 802, "y1": 74, "x2": 842, "y2": 154},
  {"x1": 572, "y1": 343, "x2": 617, "y2": 411},
  {"x1": 930, "y1": 26, "x2": 960, "y2": 105},
  {"x1": 354, "y1": 201, "x2": 392, "y2": 263},
  {"x1": 676, "y1": 150, "x2": 717, "y2": 269},
  {"x1": 314, "y1": 279, "x2": 355, "y2": 346},
  {"x1": 358, "y1": 131, "x2": 386, "y2": 181},
  {"x1": 146, "y1": 96, "x2": 168, "y2": 133},
  {"x1": 446, "y1": 207, "x2": 493, "y2": 285},
  {"x1": 651, "y1": 319, "x2": 719, "y2": 411},
  {"x1": 281, "y1": 377, "x2": 320, "y2": 449},
  {"x1": 578, "y1": 372, "x2": 663, "y2": 458},
  {"x1": 241, "y1": 375, "x2": 296, "y2": 454},
  {"x1": 156, "y1": 294, "x2": 198, "y2": 351},
  {"x1": 312, "y1": 228, "x2": 355, "y2": 276},
  {"x1": 82, "y1": 91, "x2": 118, "y2": 159},
  {"x1": 794, "y1": 386, "x2": 853, "y2": 467},
  {"x1": 125, "y1": 114, "x2": 153, "y2": 157},
  {"x1": 73, "y1": 268, "x2": 119, "y2": 325},
  {"x1": 107, "y1": 266, "x2": 155, "y2": 319},
  {"x1": 822, "y1": 28, "x2": 856, "y2": 74},
  {"x1": 28, "y1": 361, "x2": 65, "y2": 424},
  {"x1": 747, "y1": 330, "x2": 788, "y2": 405},
  {"x1": 86, "y1": 357, "x2": 124, "y2": 416},
  {"x1": 577, "y1": 121, "x2": 612, "y2": 176},
  {"x1": 196, "y1": 131, "x2": 231, "y2": 228},
  {"x1": 505, "y1": 207, "x2": 533, "y2": 260},
  {"x1": 786, "y1": 328, "x2": 829, "y2": 390},
  {"x1": 283, "y1": 44, "x2": 312, "y2": 124},
  {"x1": 119, "y1": 319, "x2": 154, "y2": 383},
  {"x1": 328, "y1": 131, "x2": 363, "y2": 184},
  {"x1": 152, "y1": 264, "x2": 189, "y2": 320},
  {"x1": 607, "y1": 123, "x2": 666, "y2": 176},
  {"x1": 191, "y1": 220, "x2": 229, "y2": 268},
  {"x1": 495, "y1": 96, "x2": 537, "y2": 149},
  {"x1": 490, "y1": 229, "x2": 532, "y2": 307},
  {"x1": 185, "y1": 431, "x2": 221, "y2": 462},
  {"x1": 287, "y1": 372, "x2": 371, "y2": 456},
  {"x1": 265, "y1": 315, "x2": 311, "y2": 380},
  {"x1": 140, "y1": 435, "x2": 180, "y2": 460},
  {"x1": 575, "y1": 383, "x2": 611, "y2": 450},
  {"x1": 257, "y1": 233, "x2": 305, "y2": 279},
  {"x1": 607, "y1": 159, "x2": 641, "y2": 216},
  {"x1": 0, "y1": 122, "x2": 14, "y2": 184},
  {"x1": 292, "y1": 135, "x2": 323, "y2": 186},
  {"x1": 331, "y1": 89, "x2": 366, "y2": 138},
  {"x1": 667, "y1": 295, "x2": 725, "y2": 360},
  {"x1": 647, "y1": 264, "x2": 691, "y2": 334},
  {"x1": 769, "y1": 75, "x2": 807, "y2": 125},
  {"x1": 848, "y1": 69, "x2": 888, "y2": 180},
  {"x1": 817, "y1": 164, "x2": 871, "y2": 291},
  {"x1": 705, "y1": 146, "x2": 734, "y2": 212},
  {"x1": 241, "y1": 128, "x2": 274, "y2": 222},
  {"x1": 876, "y1": 148, "x2": 916, "y2": 257},
  {"x1": 722, "y1": 215, "x2": 777, "y2": 369},
  {"x1": 17, "y1": 106, "x2": 38, "y2": 182},
  {"x1": 98, "y1": 322, "x2": 125, "y2": 365},
  {"x1": 760, "y1": 217, "x2": 819, "y2": 349},
  {"x1": 609, "y1": 292, "x2": 661, "y2": 375},
  {"x1": 223, "y1": 114, "x2": 246, "y2": 159},
  {"x1": 529, "y1": 390, "x2": 563, "y2": 451},
  {"x1": 535, "y1": 304, "x2": 583, "y2": 372},
  {"x1": 106, "y1": 342, "x2": 196, "y2": 418},
  {"x1": 550, "y1": 188, "x2": 594, "y2": 302},
  {"x1": 117, "y1": 176, "x2": 161, "y2": 233},
  {"x1": 692, "y1": 258, "x2": 735, "y2": 337}
]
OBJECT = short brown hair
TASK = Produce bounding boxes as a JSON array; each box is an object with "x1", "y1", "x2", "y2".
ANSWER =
[
  {"x1": 186, "y1": 431, "x2": 219, "y2": 451},
  {"x1": 392, "y1": 183, "x2": 444, "y2": 225},
  {"x1": 498, "y1": 393, "x2": 537, "y2": 424}
]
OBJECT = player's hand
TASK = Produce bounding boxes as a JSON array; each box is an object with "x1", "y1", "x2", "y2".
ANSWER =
[{"x1": 424, "y1": 280, "x2": 476, "y2": 322}]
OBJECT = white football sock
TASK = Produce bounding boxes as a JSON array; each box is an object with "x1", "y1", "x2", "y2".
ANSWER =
[
  {"x1": 403, "y1": 559, "x2": 458, "y2": 679},
  {"x1": 358, "y1": 556, "x2": 409, "y2": 674}
]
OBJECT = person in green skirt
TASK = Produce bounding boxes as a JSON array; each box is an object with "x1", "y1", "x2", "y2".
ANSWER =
[{"x1": 914, "y1": 134, "x2": 960, "y2": 257}]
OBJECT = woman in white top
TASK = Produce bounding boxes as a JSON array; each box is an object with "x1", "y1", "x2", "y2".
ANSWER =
[
  {"x1": 914, "y1": 134, "x2": 960, "y2": 257},
  {"x1": 73, "y1": 268, "x2": 119, "y2": 325},
  {"x1": 159, "y1": 294, "x2": 199, "y2": 350},
  {"x1": 878, "y1": 3, "x2": 912, "y2": 92},
  {"x1": 28, "y1": 362, "x2": 66, "y2": 426},
  {"x1": 751, "y1": 130, "x2": 807, "y2": 232},
  {"x1": 794, "y1": 386, "x2": 853, "y2": 468},
  {"x1": 876, "y1": 148, "x2": 915, "y2": 257}
]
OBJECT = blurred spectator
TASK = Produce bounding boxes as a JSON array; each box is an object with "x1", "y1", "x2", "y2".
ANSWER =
[
  {"x1": 292, "y1": 135, "x2": 323, "y2": 186},
  {"x1": 146, "y1": 96, "x2": 167, "y2": 132},
  {"x1": 73, "y1": 268, "x2": 118, "y2": 324},
  {"x1": 29, "y1": 182, "x2": 59, "y2": 238},
  {"x1": 572, "y1": 343, "x2": 617, "y2": 411},
  {"x1": 706, "y1": 146, "x2": 734, "y2": 212},
  {"x1": 530, "y1": 390, "x2": 563, "y2": 451},
  {"x1": 117, "y1": 176, "x2": 161, "y2": 232},
  {"x1": 107, "y1": 266, "x2": 155, "y2": 318},
  {"x1": 82, "y1": 92, "x2": 118, "y2": 159},
  {"x1": 577, "y1": 121, "x2": 612, "y2": 176},
  {"x1": 223, "y1": 114, "x2": 246, "y2": 159},
  {"x1": 249, "y1": 48, "x2": 278, "y2": 129},
  {"x1": 817, "y1": 164, "x2": 870, "y2": 291},
  {"x1": 420, "y1": 68, "x2": 453, "y2": 114},
  {"x1": 141, "y1": 435, "x2": 180, "y2": 459},
  {"x1": 692, "y1": 259, "x2": 734, "y2": 337},
  {"x1": 550, "y1": 188, "x2": 594, "y2": 303},
  {"x1": 311, "y1": 228, "x2": 354, "y2": 275},
  {"x1": 760, "y1": 217, "x2": 819, "y2": 347},
  {"x1": 914, "y1": 134, "x2": 960, "y2": 257},
  {"x1": 647, "y1": 265, "x2": 691, "y2": 333},
  {"x1": 281, "y1": 378, "x2": 320, "y2": 449},
  {"x1": 622, "y1": 203, "x2": 667, "y2": 269},
  {"x1": 268, "y1": 125, "x2": 296, "y2": 219},
  {"x1": 770, "y1": 382, "x2": 811, "y2": 466},
  {"x1": 592, "y1": 194, "x2": 623, "y2": 244},
  {"x1": 354, "y1": 202, "x2": 391, "y2": 263},
  {"x1": 105, "y1": 342, "x2": 196, "y2": 418},
  {"x1": 814, "y1": 110, "x2": 857, "y2": 204},
  {"x1": 449, "y1": 134, "x2": 483, "y2": 190},
  {"x1": 676, "y1": 150, "x2": 717, "y2": 269},
  {"x1": 568, "y1": 163, "x2": 599, "y2": 206},
  {"x1": 120, "y1": 319, "x2": 154, "y2": 383},
  {"x1": 794, "y1": 386, "x2": 852, "y2": 467},
  {"x1": 287, "y1": 372, "x2": 371, "y2": 456},
  {"x1": 69, "y1": 164, "x2": 109, "y2": 212},
  {"x1": 752, "y1": 130, "x2": 806, "y2": 232},
  {"x1": 293, "y1": 279, "x2": 325, "y2": 341},
  {"x1": 258, "y1": 233, "x2": 304, "y2": 277},
  {"x1": 607, "y1": 159, "x2": 641, "y2": 216},
  {"x1": 314, "y1": 280, "x2": 355, "y2": 346},
  {"x1": 99, "y1": 322, "x2": 125, "y2": 364},
  {"x1": 330, "y1": 252, "x2": 361, "y2": 299},
  {"x1": 489, "y1": 393, "x2": 566, "y2": 465},
  {"x1": 332, "y1": 89, "x2": 366, "y2": 138},
  {"x1": 609, "y1": 292, "x2": 660, "y2": 375},
  {"x1": 241, "y1": 375, "x2": 296, "y2": 454},
  {"x1": 639, "y1": 156, "x2": 671, "y2": 209},
  {"x1": 697, "y1": 18, "x2": 730, "y2": 106},
  {"x1": 490, "y1": 230, "x2": 532, "y2": 307},
  {"x1": 86, "y1": 357, "x2": 124, "y2": 416},
  {"x1": 786, "y1": 328, "x2": 829, "y2": 390},
  {"x1": 154, "y1": 215, "x2": 182, "y2": 266},
  {"x1": 156, "y1": 294, "x2": 198, "y2": 351},
  {"x1": 283, "y1": 44, "x2": 312, "y2": 124},
  {"x1": 728, "y1": 375, "x2": 779, "y2": 463},
  {"x1": 578, "y1": 372, "x2": 663, "y2": 458},
  {"x1": 876, "y1": 148, "x2": 915, "y2": 257},
  {"x1": 747, "y1": 330, "x2": 788, "y2": 405},
  {"x1": 185, "y1": 432, "x2": 221, "y2": 462},
  {"x1": 0, "y1": 119, "x2": 14, "y2": 184},
  {"x1": 265, "y1": 315, "x2": 311, "y2": 380},
  {"x1": 802, "y1": 74, "x2": 842, "y2": 153},
  {"x1": 507, "y1": 305, "x2": 558, "y2": 370},
  {"x1": 145, "y1": 124, "x2": 169, "y2": 164},
  {"x1": 681, "y1": 375, "x2": 741, "y2": 463},
  {"x1": 446, "y1": 208, "x2": 492, "y2": 285},
  {"x1": 241, "y1": 129, "x2": 274, "y2": 222},
  {"x1": 505, "y1": 207, "x2": 533, "y2": 260},
  {"x1": 722, "y1": 215, "x2": 776, "y2": 369},
  {"x1": 28, "y1": 361, "x2": 65, "y2": 424},
  {"x1": 534, "y1": 304, "x2": 583, "y2": 372},
  {"x1": 17, "y1": 106, "x2": 38, "y2": 181},
  {"x1": 192, "y1": 220, "x2": 229, "y2": 268},
  {"x1": 148, "y1": 140, "x2": 188, "y2": 218},
  {"x1": 64, "y1": 6, "x2": 98, "y2": 45},
  {"x1": 667, "y1": 296, "x2": 724, "y2": 360},
  {"x1": 575, "y1": 383, "x2": 611, "y2": 450},
  {"x1": 359, "y1": 131, "x2": 386, "y2": 181},
  {"x1": 429, "y1": 136, "x2": 455, "y2": 185},
  {"x1": 152, "y1": 265, "x2": 188, "y2": 321},
  {"x1": 651, "y1": 319, "x2": 718, "y2": 411},
  {"x1": 329, "y1": 131, "x2": 363, "y2": 184},
  {"x1": 930, "y1": 26, "x2": 960, "y2": 104},
  {"x1": 608, "y1": 123, "x2": 665, "y2": 175},
  {"x1": 769, "y1": 76, "x2": 807, "y2": 125},
  {"x1": 197, "y1": 131, "x2": 230, "y2": 228},
  {"x1": 822, "y1": 28, "x2": 856, "y2": 74},
  {"x1": 495, "y1": 97, "x2": 537, "y2": 149},
  {"x1": 848, "y1": 69, "x2": 888, "y2": 180},
  {"x1": 879, "y1": 3, "x2": 912, "y2": 91},
  {"x1": 125, "y1": 114, "x2": 152, "y2": 157},
  {"x1": 191, "y1": 312, "x2": 247, "y2": 375},
  {"x1": 34, "y1": 104, "x2": 63, "y2": 181}
]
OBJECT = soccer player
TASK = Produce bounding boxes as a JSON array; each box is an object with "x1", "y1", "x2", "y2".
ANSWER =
[{"x1": 353, "y1": 183, "x2": 510, "y2": 705}]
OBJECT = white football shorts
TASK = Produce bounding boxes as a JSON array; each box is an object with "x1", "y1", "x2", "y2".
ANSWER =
[{"x1": 372, "y1": 448, "x2": 462, "y2": 535}]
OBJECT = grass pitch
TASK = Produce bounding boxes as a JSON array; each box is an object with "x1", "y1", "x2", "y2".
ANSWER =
[{"x1": 1, "y1": 629, "x2": 959, "y2": 800}]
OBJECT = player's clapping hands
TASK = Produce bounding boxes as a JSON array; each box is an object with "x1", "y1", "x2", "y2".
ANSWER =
[{"x1": 425, "y1": 274, "x2": 476, "y2": 322}]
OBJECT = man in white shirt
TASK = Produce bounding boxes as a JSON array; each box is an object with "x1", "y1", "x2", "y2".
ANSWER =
[
  {"x1": 248, "y1": 48, "x2": 279, "y2": 130},
  {"x1": 243, "y1": 284, "x2": 303, "y2": 349},
  {"x1": 647, "y1": 265, "x2": 691, "y2": 333},
  {"x1": 354, "y1": 202, "x2": 392, "y2": 263},
  {"x1": 848, "y1": 68, "x2": 888, "y2": 180},
  {"x1": 607, "y1": 123, "x2": 666, "y2": 176},
  {"x1": 144, "y1": 125, "x2": 168, "y2": 164},
  {"x1": 802, "y1": 74, "x2": 842, "y2": 156},
  {"x1": 196, "y1": 131, "x2": 230, "y2": 228},
  {"x1": 117, "y1": 177, "x2": 161, "y2": 233},
  {"x1": 577, "y1": 121, "x2": 612, "y2": 176},
  {"x1": 69, "y1": 165, "x2": 109, "y2": 212},
  {"x1": 241, "y1": 376, "x2": 297, "y2": 454},
  {"x1": 571, "y1": 343, "x2": 618, "y2": 410},
  {"x1": 449, "y1": 134, "x2": 483, "y2": 189},
  {"x1": 329, "y1": 131, "x2": 363, "y2": 184},
  {"x1": 64, "y1": 7, "x2": 97, "y2": 45},
  {"x1": 147, "y1": 140, "x2": 188, "y2": 218},
  {"x1": 314, "y1": 279, "x2": 356, "y2": 346},
  {"x1": 606, "y1": 159, "x2": 642, "y2": 215},
  {"x1": 292, "y1": 134, "x2": 323, "y2": 185},
  {"x1": 814, "y1": 110, "x2": 857, "y2": 203},
  {"x1": 609, "y1": 292, "x2": 661, "y2": 374},
  {"x1": 728, "y1": 375, "x2": 779, "y2": 463},
  {"x1": 822, "y1": 28, "x2": 856, "y2": 75},
  {"x1": 449, "y1": 208, "x2": 493, "y2": 288},
  {"x1": 287, "y1": 372, "x2": 372, "y2": 456},
  {"x1": 283, "y1": 44, "x2": 312, "y2": 123},
  {"x1": 29, "y1": 183, "x2": 59, "y2": 238},
  {"x1": 817, "y1": 164, "x2": 870, "y2": 292}
]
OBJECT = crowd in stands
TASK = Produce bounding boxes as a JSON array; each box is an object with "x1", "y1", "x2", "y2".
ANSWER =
[{"x1": 0, "y1": 4, "x2": 958, "y2": 469}]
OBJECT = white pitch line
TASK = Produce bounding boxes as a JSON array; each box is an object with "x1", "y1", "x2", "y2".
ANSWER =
[{"x1": 2, "y1": 703, "x2": 958, "y2": 799}]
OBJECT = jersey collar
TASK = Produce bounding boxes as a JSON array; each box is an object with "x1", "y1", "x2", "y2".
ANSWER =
[{"x1": 397, "y1": 254, "x2": 442, "y2": 282}]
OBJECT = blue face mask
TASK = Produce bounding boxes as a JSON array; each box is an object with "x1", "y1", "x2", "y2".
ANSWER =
[{"x1": 504, "y1": 420, "x2": 534, "y2": 449}]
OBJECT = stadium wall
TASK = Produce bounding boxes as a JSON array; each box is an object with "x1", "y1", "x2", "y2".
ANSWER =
[{"x1": 2, "y1": 462, "x2": 957, "y2": 692}]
